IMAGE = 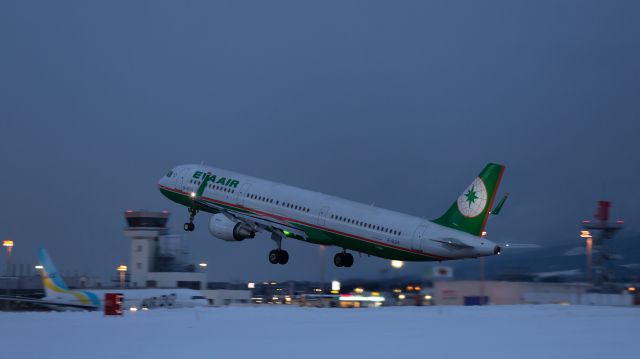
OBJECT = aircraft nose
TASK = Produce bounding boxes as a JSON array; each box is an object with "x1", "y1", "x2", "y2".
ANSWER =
[{"x1": 159, "y1": 168, "x2": 177, "y2": 189}]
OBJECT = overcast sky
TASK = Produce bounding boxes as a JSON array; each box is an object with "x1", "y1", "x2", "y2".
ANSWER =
[{"x1": 1, "y1": 1, "x2": 639, "y2": 283}]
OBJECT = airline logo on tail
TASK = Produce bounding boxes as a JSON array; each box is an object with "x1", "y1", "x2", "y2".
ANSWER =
[
  {"x1": 38, "y1": 248, "x2": 100, "y2": 307},
  {"x1": 433, "y1": 163, "x2": 505, "y2": 237},
  {"x1": 456, "y1": 177, "x2": 488, "y2": 218}
]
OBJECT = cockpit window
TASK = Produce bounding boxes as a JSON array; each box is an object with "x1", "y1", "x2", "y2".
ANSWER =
[{"x1": 166, "y1": 170, "x2": 173, "y2": 177}]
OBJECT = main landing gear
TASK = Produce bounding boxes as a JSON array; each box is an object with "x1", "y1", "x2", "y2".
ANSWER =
[
  {"x1": 268, "y1": 249, "x2": 289, "y2": 265},
  {"x1": 184, "y1": 208, "x2": 198, "y2": 232},
  {"x1": 334, "y1": 251, "x2": 354, "y2": 267},
  {"x1": 268, "y1": 231, "x2": 289, "y2": 265}
]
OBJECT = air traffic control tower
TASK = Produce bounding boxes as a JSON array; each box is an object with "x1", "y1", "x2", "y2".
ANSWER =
[{"x1": 124, "y1": 210, "x2": 206, "y2": 290}]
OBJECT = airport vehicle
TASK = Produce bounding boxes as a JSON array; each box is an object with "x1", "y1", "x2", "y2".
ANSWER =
[
  {"x1": 0, "y1": 249, "x2": 209, "y2": 310},
  {"x1": 159, "y1": 163, "x2": 507, "y2": 267}
]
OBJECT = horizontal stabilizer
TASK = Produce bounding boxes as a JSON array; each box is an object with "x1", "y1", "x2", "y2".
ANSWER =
[
  {"x1": 498, "y1": 243, "x2": 542, "y2": 249},
  {"x1": 430, "y1": 238, "x2": 473, "y2": 249}
]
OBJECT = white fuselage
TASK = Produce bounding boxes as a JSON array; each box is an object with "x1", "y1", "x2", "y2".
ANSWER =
[
  {"x1": 159, "y1": 164, "x2": 499, "y2": 261},
  {"x1": 45, "y1": 288, "x2": 208, "y2": 310}
]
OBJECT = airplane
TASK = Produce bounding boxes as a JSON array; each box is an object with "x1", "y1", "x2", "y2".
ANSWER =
[
  {"x1": 0, "y1": 248, "x2": 209, "y2": 311},
  {"x1": 158, "y1": 163, "x2": 507, "y2": 267}
]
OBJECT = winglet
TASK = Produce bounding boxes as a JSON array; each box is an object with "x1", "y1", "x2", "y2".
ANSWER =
[{"x1": 490, "y1": 192, "x2": 509, "y2": 215}]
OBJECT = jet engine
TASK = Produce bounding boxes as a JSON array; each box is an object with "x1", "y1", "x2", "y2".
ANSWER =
[{"x1": 208, "y1": 214, "x2": 255, "y2": 242}]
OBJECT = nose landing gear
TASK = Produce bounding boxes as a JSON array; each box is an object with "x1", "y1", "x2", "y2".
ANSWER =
[{"x1": 184, "y1": 208, "x2": 198, "y2": 232}]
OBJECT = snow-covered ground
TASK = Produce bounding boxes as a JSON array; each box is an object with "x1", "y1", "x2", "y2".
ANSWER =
[{"x1": 1, "y1": 305, "x2": 637, "y2": 359}]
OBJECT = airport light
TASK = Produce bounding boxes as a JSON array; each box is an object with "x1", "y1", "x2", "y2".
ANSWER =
[
  {"x1": 354, "y1": 287, "x2": 364, "y2": 294},
  {"x1": 391, "y1": 260, "x2": 404, "y2": 269},
  {"x1": 117, "y1": 265, "x2": 127, "y2": 289},
  {"x1": 331, "y1": 280, "x2": 341, "y2": 292},
  {"x1": 34, "y1": 265, "x2": 43, "y2": 270},
  {"x1": 424, "y1": 295, "x2": 432, "y2": 300},
  {"x1": 2, "y1": 240, "x2": 13, "y2": 255},
  {"x1": 3, "y1": 239, "x2": 14, "y2": 309},
  {"x1": 398, "y1": 294, "x2": 406, "y2": 300},
  {"x1": 581, "y1": 230, "x2": 593, "y2": 281},
  {"x1": 199, "y1": 262, "x2": 207, "y2": 268},
  {"x1": 247, "y1": 282, "x2": 255, "y2": 289},
  {"x1": 628, "y1": 287, "x2": 636, "y2": 292}
]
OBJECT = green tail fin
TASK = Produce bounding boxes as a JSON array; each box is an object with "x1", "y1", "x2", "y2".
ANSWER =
[{"x1": 432, "y1": 163, "x2": 505, "y2": 236}]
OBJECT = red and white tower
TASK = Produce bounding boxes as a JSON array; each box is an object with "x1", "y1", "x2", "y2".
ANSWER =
[{"x1": 581, "y1": 201, "x2": 624, "y2": 290}]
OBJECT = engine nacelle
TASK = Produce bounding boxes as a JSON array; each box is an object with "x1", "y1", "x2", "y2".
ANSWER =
[{"x1": 208, "y1": 214, "x2": 255, "y2": 242}]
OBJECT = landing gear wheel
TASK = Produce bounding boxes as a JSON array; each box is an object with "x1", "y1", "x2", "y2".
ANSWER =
[
  {"x1": 334, "y1": 253, "x2": 344, "y2": 267},
  {"x1": 334, "y1": 252, "x2": 354, "y2": 267},
  {"x1": 269, "y1": 250, "x2": 280, "y2": 264},
  {"x1": 343, "y1": 253, "x2": 354, "y2": 267},
  {"x1": 269, "y1": 250, "x2": 289, "y2": 265},
  {"x1": 278, "y1": 250, "x2": 289, "y2": 265}
]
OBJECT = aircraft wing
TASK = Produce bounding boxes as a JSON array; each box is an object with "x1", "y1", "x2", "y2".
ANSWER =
[
  {"x1": 194, "y1": 198, "x2": 308, "y2": 239},
  {"x1": 0, "y1": 295, "x2": 99, "y2": 310}
]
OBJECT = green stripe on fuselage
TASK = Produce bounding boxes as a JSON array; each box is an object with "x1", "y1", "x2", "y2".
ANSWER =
[{"x1": 159, "y1": 187, "x2": 436, "y2": 262}]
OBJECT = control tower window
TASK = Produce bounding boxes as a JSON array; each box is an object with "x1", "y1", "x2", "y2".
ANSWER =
[{"x1": 166, "y1": 170, "x2": 173, "y2": 177}]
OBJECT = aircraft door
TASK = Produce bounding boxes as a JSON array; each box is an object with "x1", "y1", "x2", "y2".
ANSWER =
[
  {"x1": 236, "y1": 183, "x2": 251, "y2": 206},
  {"x1": 178, "y1": 172, "x2": 188, "y2": 193},
  {"x1": 411, "y1": 225, "x2": 428, "y2": 252},
  {"x1": 318, "y1": 206, "x2": 330, "y2": 226}
]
